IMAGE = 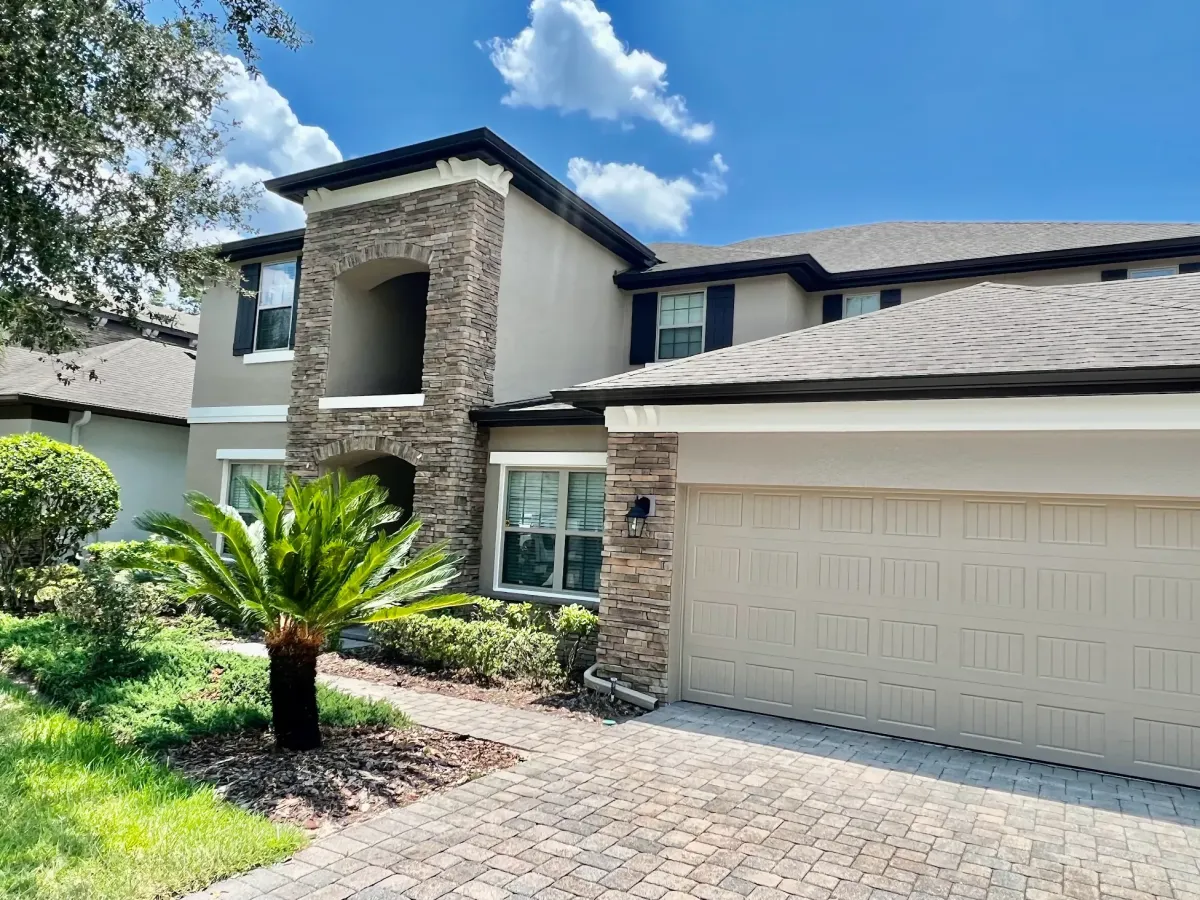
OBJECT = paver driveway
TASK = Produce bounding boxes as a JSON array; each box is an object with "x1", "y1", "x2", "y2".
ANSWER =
[{"x1": 196, "y1": 676, "x2": 1200, "y2": 900}]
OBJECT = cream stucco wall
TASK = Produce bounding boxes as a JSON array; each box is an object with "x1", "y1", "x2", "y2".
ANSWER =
[
  {"x1": 0, "y1": 412, "x2": 188, "y2": 541},
  {"x1": 184, "y1": 421, "x2": 289, "y2": 502},
  {"x1": 78, "y1": 415, "x2": 189, "y2": 540},
  {"x1": 327, "y1": 273, "x2": 427, "y2": 397},
  {"x1": 478, "y1": 425, "x2": 608, "y2": 601},
  {"x1": 837, "y1": 254, "x2": 1200, "y2": 313},
  {"x1": 191, "y1": 252, "x2": 297, "y2": 409},
  {"x1": 645, "y1": 275, "x2": 809, "y2": 348},
  {"x1": 493, "y1": 189, "x2": 628, "y2": 403},
  {"x1": 616, "y1": 255, "x2": 1200, "y2": 370},
  {"x1": 0, "y1": 415, "x2": 33, "y2": 436},
  {"x1": 678, "y1": 430, "x2": 1200, "y2": 499}
]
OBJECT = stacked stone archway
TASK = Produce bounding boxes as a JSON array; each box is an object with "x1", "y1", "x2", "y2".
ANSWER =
[{"x1": 285, "y1": 181, "x2": 505, "y2": 586}]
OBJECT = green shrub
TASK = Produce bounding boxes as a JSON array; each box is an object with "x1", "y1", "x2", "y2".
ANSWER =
[
  {"x1": 373, "y1": 607, "x2": 564, "y2": 685},
  {"x1": 53, "y1": 564, "x2": 163, "y2": 656},
  {"x1": 0, "y1": 614, "x2": 407, "y2": 749},
  {"x1": 553, "y1": 604, "x2": 600, "y2": 674},
  {"x1": 0, "y1": 433, "x2": 120, "y2": 613},
  {"x1": 86, "y1": 539, "x2": 157, "y2": 568}
]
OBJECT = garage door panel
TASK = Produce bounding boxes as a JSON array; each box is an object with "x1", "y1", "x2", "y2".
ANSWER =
[{"x1": 681, "y1": 485, "x2": 1200, "y2": 786}]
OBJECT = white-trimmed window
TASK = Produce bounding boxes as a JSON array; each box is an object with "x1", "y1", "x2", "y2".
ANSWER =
[
  {"x1": 1130, "y1": 265, "x2": 1178, "y2": 279},
  {"x1": 843, "y1": 292, "x2": 881, "y2": 318},
  {"x1": 499, "y1": 469, "x2": 604, "y2": 596},
  {"x1": 657, "y1": 292, "x2": 705, "y2": 360},
  {"x1": 254, "y1": 260, "x2": 297, "y2": 351},
  {"x1": 224, "y1": 462, "x2": 286, "y2": 522}
]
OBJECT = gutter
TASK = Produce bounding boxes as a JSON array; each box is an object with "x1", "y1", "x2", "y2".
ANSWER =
[
  {"x1": 552, "y1": 365, "x2": 1200, "y2": 410},
  {"x1": 615, "y1": 235, "x2": 1200, "y2": 292},
  {"x1": 582, "y1": 663, "x2": 657, "y2": 710},
  {"x1": 69, "y1": 409, "x2": 92, "y2": 445}
]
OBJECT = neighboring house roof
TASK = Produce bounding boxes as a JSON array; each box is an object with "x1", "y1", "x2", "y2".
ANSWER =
[
  {"x1": 248, "y1": 128, "x2": 657, "y2": 269},
  {"x1": 555, "y1": 273, "x2": 1200, "y2": 407},
  {"x1": 0, "y1": 339, "x2": 195, "y2": 424},
  {"x1": 618, "y1": 221, "x2": 1200, "y2": 291}
]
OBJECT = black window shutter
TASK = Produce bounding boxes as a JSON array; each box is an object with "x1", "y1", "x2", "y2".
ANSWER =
[
  {"x1": 704, "y1": 284, "x2": 735, "y2": 351},
  {"x1": 880, "y1": 288, "x2": 902, "y2": 309},
  {"x1": 629, "y1": 292, "x2": 658, "y2": 364},
  {"x1": 822, "y1": 294, "x2": 843, "y2": 323},
  {"x1": 1180, "y1": 262, "x2": 1200, "y2": 274},
  {"x1": 288, "y1": 255, "x2": 303, "y2": 349},
  {"x1": 232, "y1": 263, "x2": 260, "y2": 355},
  {"x1": 1100, "y1": 268, "x2": 1127, "y2": 281}
]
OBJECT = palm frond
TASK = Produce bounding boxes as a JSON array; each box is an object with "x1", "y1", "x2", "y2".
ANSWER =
[{"x1": 138, "y1": 471, "x2": 464, "y2": 640}]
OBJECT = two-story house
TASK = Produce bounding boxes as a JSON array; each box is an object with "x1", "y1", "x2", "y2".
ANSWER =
[{"x1": 188, "y1": 128, "x2": 1200, "y2": 785}]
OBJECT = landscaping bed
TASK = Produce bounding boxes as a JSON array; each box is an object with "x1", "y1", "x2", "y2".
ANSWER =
[
  {"x1": 318, "y1": 648, "x2": 646, "y2": 722},
  {"x1": 0, "y1": 613, "x2": 521, "y2": 893},
  {"x1": 167, "y1": 723, "x2": 518, "y2": 833}
]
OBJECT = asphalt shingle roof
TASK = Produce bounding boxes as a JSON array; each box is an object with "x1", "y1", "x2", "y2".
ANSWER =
[
  {"x1": 0, "y1": 339, "x2": 195, "y2": 422},
  {"x1": 562, "y1": 273, "x2": 1200, "y2": 396},
  {"x1": 646, "y1": 221, "x2": 1200, "y2": 274}
]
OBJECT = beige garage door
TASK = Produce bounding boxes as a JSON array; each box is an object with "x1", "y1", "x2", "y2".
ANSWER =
[{"x1": 681, "y1": 486, "x2": 1200, "y2": 786}]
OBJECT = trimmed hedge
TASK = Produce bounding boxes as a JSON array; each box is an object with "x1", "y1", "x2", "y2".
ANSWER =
[
  {"x1": 371, "y1": 599, "x2": 600, "y2": 685},
  {"x1": 0, "y1": 433, "x2": 120, "y2": 612},
  {"x1": 372, "y1": 613, "x2": 562, "y2": 685}
]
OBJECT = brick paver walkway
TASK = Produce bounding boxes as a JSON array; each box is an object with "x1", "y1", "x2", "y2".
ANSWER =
[{"x1": 192, "y1": 662, "x2": 1200, "y2": 900}]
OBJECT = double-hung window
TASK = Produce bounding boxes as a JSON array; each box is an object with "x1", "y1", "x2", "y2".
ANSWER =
[
  {"x1": 254, "y1": 260, "x2": 297, "y2": 351},
  {"x1": 657, "y1": 292, "x2": 705, "y2": 360},
  {"x1": 1130, "y1": 265, "x2": 1178, "y2": 279},
  {"x1": 843, "y1": 292, "x2": 881, "y2": 318},
  {"x1": 500, "y1": 470, "x2": 604, "y2": 596},
  {"x1": 226, "y1": 462, "x2": 286, "y2": 522}
]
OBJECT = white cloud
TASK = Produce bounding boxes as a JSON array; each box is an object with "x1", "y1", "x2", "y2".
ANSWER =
[
  {"x1": 213, "y1": 56, "x2": 342, "y2": 233},
  {"x1": 485, "y1": 0, "x2": 713, "y2": 142},
  {"x1": 566, "y1": 154, "x2": 727, "y2": 234}
]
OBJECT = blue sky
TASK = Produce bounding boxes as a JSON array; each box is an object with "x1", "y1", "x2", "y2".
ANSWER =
[{"x1": 223, "y1": 0, "x2": 1200, "y2": 246}]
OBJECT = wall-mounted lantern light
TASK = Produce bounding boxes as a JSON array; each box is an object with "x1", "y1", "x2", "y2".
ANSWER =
[{"x1": 625, "y1": 496, "x2": 652, "y2": 538}]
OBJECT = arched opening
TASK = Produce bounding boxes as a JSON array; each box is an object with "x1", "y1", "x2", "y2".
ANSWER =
[
  {"x1": 327, "y1": 253, "x2": 430, "y2": 399},
  {"x1": 322, "y1": 450, "x2": 416, "y2": 526}
]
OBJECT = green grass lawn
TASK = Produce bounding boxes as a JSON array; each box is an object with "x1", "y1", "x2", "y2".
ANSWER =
[
  {"x1": 0, "y1": 677, "x2": 304, "y2": 900},
  {"x1": 0, "y1": 614, "x2": 412, "y2": 898},
  {"x1": 0, "y1": 614, "x2": 407, "y2": 748}
]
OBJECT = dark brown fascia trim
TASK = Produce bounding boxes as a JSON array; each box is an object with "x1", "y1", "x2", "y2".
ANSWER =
[
  {"x1": 614, "y1": 235, "x2": 1200, "y2": 292},
  {"x1": 469, "y1": 405, "x2": 604, "y2": 427},
  {"x1": 218, "y1": 229, "x2": 305, "y2": 262},
  {"x1": 0, "y1": 395, "x2": 185, "y2": 427},
  {"x1": 262, "y1": 128, "x2": 657, "y2": 269},
  {"x1": 553, "y1": 366, "x2": 1200, "y2": 410}
]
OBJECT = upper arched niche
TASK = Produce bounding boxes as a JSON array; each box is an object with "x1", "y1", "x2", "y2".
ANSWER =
[
  {"x1": 333, "y1": 241, "x2": 432, "y2": 290},
  {"x1": 327, "y1": 242, "x2": 432, "y2": 398}
]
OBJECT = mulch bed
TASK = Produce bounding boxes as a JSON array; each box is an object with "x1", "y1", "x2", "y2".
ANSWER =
[
  {"x1": 317, "y1": 650, "x2": 645, "y2": 723},
  {"x1": 165, "y1": 725, "x2": 519, "y2": 834}
]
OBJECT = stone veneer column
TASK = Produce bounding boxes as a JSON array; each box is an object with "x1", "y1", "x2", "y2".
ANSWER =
[
  {"x1": 596, "y1": 431, "x2": 679, "y2": 698},
  {"x1": 286, "y1": 181, "x2": 505, "y2": 587}
]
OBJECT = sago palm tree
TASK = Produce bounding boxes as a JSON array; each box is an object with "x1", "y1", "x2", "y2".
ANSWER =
[{"x1": 134, "y1": 471, "x2": 471, "y2": 750}]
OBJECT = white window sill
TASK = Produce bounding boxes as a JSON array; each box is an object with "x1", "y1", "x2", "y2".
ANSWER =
[
  {"x1": 318, "y1": 393, "x2": 425, "y2": 410},
  {"x1": 215, "y1": 448, "x2": 286, "y2": 461},
  {"x1": 490, "y1": 586, "x2": 600, "y2": 609},
  {"x1": 243, "y1": 349, "x2": 294, "y2": 365}
]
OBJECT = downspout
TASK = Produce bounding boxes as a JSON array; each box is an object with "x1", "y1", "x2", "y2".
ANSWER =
[
  {"x1": 583, "y1": 663, "x2": 657, "y2": 710},
  {"x1": 69, "y1": 409, "x2": 92, "y2": 446}
]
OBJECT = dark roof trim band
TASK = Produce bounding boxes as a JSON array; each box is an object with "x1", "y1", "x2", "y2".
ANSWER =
[{"x1": 554, "y1": 365, "x2": 1200, "y2": 410}]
